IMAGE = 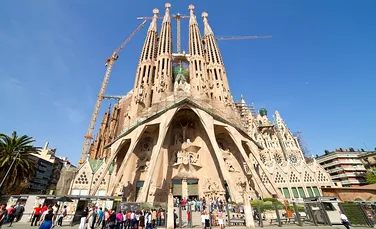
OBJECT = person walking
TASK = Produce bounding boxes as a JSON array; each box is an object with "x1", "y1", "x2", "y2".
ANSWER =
[
  {"x1": 6, "y1": 205, "x2": 15, "y2": 226},
  {"x1": 218, "y1": 210, "x2": 224, "y2": 229},
  {"x1": 340, "y1": 211, "x2": 351, "y2": 229},
  {"x1": 108, "y1": 209, "x2": 117, "y2": 229},
  {"x1": 79, "y1": 208, "x2": 88, "y2": 229},
  {"x1": 31, "y1": 204, "x2": 42, "y2": 226},
  {"x1": 13, "y1": 203, "x2": 24, "y2": 222},
  {"x1": 0, "y1": 204, "x2": 7, "y2": 229},
  {"x1": 38, "y1": 208, "x2": 55, "y2": 229}
]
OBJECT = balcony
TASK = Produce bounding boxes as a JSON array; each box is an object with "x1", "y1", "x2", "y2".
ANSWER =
[
  {"x1": 327, "y1": 167, "x2": 344, "y2": 174},
  {"x1": 341, "y1": 180, "x2": 366, "y2": 185},
  {"x1": 331, "y1": 173, "x2": 366, "y2": 179},
  {"x1": 343, "y1": 166, "x2": 366, "y2": 171}
]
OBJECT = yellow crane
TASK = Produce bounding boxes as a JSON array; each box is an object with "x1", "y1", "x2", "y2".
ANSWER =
[
  {"x1": 137, "y1": 16, "x2": 272, "y2": 53},
  {"x1": 78, "y1": 20, "x2": 148, "y2": 165}
]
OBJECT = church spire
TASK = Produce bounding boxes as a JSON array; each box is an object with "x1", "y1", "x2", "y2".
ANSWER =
[
  {"x1": 202, "y1": 12, "x2": 232, "y2": 104},
  {"x1": 133, "y1": 8, "x2": 159, "y2": 109},
  {"x1": 152, "y1": 3, "x2": 173, "y2": 103},
  {"x1": 188, "y1": 4, "x2": 207, "y2": 96}
]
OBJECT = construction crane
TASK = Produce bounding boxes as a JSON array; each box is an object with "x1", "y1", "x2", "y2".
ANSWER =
[
  {"x1": 78, "y1": 20, "x2": 148, "y2": 165},
  {"x1": 216, "y1": 35, "x2": 272, "y2": 41},
  {"x1": 137, "y1": 16, "x2": 272, "y2": 53},
  {"x1": 103, "y1": 95, "x2": 123, "y2": 101},
  {"x1": 137, "y1": 14, "x2": 189, "y2": 54}
]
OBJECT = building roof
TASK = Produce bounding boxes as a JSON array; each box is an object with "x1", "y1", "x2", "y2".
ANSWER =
[{"x1": 322, "y1": 183, "x2": 376, "y2": 191}]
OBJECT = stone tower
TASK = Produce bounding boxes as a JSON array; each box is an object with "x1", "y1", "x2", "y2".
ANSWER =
[
  {"x1": 188, "y1": 5, "x2": 207, "y2": 96},
  {"x1": 70, "y1": 3, "x2": 333, "y2": 203}
]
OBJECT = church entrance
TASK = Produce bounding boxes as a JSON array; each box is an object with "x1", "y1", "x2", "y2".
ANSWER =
[{"x1": 172, "y1": 179, "x2": 200, "y2": 200}]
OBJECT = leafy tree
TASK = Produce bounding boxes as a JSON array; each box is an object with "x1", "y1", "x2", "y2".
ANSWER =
[
  {"x1": 366, "y1": 169, "x2": 376, "y2": 184},
  {"x1": 0, "y1": 131, "x2": 40, "y2": 194}
]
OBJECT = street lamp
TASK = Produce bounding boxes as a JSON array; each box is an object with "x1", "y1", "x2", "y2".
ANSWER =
[{"x1": 0, "y1": 150, "x2": 21, "y2": 190}]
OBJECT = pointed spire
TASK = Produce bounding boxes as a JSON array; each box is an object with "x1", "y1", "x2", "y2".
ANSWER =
[
  {"x1": 201, "y1": 12, "x2": 213, "y2": 36},
  {"x1": 188, "y1": 4, "x2": 198, "y2": 25},
  {"x1": 148, "y1": 8, "x2": 159, "y2": 31},
  {"x1": 163, "y1": 3, "x2": 171, "y2": 23}
]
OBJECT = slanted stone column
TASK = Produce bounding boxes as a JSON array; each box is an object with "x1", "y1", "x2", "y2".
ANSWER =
[
  {"x1": 243, "y1": 193, "x2": 255, "y2": 228},
  {"x1": 167, "y1": 193, "x2": 175, "y2": 229}
]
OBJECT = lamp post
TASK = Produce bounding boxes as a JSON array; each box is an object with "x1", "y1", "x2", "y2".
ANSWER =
[{"x1": 0, "y1": 150, "x2": 20, "y2": 190}]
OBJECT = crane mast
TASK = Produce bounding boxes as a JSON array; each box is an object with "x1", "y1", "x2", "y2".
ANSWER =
[{"x1": 78, "y1": 20, "x2": 147, "y2": 165}]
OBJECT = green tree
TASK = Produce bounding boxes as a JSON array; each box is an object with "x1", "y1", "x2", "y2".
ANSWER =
[
  {"x1": 0, "y1": 131, "x2": 40, "y2": 194},
  {"x1": 366, "y1": 169, "x2": 376, "y2": 184}
]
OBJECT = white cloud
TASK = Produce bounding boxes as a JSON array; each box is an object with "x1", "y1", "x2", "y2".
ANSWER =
[
  {"x1": 53, "y1": 101, "x2": 86, "y2": 124},
  {"x1": 0, "y1": 75, "x2": 24, "y2": 93}
]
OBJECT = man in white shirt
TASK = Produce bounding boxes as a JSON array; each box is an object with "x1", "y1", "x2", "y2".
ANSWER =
[{"x1": 339, "y1": 211, "x2": 350, "y2": 229}]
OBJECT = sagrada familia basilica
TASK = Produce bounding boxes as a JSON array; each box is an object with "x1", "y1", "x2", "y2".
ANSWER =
[{"x1": 69, "y1": 3, "x2": 333, "y2": 203}]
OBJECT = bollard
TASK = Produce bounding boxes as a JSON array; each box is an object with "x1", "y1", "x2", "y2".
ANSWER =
[
  {"x1": 292, "y1": 202, "x2": 302, "y2": 226},
  {"x1": 274, "y1": 202, "x2": 282, "y2": 227}
]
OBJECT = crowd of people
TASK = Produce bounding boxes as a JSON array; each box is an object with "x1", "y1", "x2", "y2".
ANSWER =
[
  {"x1": 0, "y1": 203, "x2": 67, "y2": 229},
  {"x1": 79, "y1": 206, "x2": 167, "y2": 229},
  {"x1": 173, "y1": 196, "x2": 227, "y2": 213}
]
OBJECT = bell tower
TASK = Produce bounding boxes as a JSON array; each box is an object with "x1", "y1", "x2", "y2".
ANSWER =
[
  {"x1": 132, "y1": 8, "x2": 159, "y2": 113},
  {"x1": 188, "y1": 5, "x2": 208, "y2": 96},
  {"x1": 152, "y1": 3, "x2": 174, "y2": 103},
  {"x1": 202, "y1": 12, "x2": 232, "y2": 105}
]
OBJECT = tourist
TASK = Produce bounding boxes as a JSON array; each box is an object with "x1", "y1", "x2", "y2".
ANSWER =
[
  {"x1": 108, "y1": 209, "x2": 116, "y2": 229},
  {"x1": 187, "y1": 210, "x2": 191, "y2": 227},
  {"x1": 39, "y1": 208, "x2": 55, "y2": 229},
  {"x1": 31, "y1": 204, "x2": 42, "y2": 226},
  {"x1": 116, "y1": 211, "x2": 123, "y2": 229},
  {"x1": 78, "y1": 208, "x2": 88, "y2": 229},
  {"x1": 339, "y1": 211, "x2": 350, "y2": 229},
  {"x1": 145, "y1": 210, "x2": 152, "y2": 229},
  {"x1": 6, "y1": 205, "x2": 15, "y2": 226},
  {"x1": 87, "y1": 207, "x2": 96, "y2": 229},
  {"x1": 97, "y1": 207, "x2": 104, "y2": 227},
  {"x1": 160, "y1": 209, "x2": 165, "y2": 226},
  {"x1": 13, "y1": 203, "x2": 24, "y2": 222},
  {"x1": 57, "y1": 205, "x2": 67, "y2": 227},
  {"x1": 151, "y1": 209, "x2": 157, "y2": 228},
  {"x1": 138, "y1": 212, "x2": 145, "y2": 229},
  {"x1": 122, "y1": 211, "x2": 127, "y2": 229},
  {"x1": 102, "y1": 208, "x2": 110, "y2": 229},
  {"x1": 0, "y1": 204, "x2": 7, "y2": 229},
  {"x1": 41, "y1": 204, "x2": 48, "y2": 214},
  {"x1": 218, "y1": 210, "x2": 224, "y2": 229},
  {"x1": 126, "y1": 211, "x2": 131, "y2": 229},
  {"x1": 173, "y1": 210, "x2": 178, "y2": 229}
]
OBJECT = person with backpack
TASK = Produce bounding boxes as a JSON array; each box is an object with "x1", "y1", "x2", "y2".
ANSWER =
[{"x1": 14, "y1": 203, "x2": 24, "y2": 222}]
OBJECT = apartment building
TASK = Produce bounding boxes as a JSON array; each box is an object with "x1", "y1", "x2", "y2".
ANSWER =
[
  {"x1": 22, "y1": 142, "x2": 73, "y2": 194},
  {"x1": 316, "y1": 148, "x2": 367, "y2": 187}
]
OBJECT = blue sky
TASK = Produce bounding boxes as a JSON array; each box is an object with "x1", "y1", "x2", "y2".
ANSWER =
[{"x1": 1, "y1": 0, "x2": 375, "y2": 164}]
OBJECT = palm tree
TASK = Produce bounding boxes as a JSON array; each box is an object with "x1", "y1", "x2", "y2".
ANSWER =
[{"x1": 0, "y1": 131, "x2": 40, "y2": 194}]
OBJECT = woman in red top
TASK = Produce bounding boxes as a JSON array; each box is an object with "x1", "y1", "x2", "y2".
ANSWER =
[{"x1": 31, "y1": 204, "x2": 42, "y2": 226}]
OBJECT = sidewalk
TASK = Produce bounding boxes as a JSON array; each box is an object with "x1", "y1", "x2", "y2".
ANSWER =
[{"x1": 3, "y1": 222, "x2": 373, "y2": 229}]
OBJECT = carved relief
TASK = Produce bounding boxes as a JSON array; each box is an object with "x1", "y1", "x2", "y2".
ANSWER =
[
  {"x1": 287, "y1": 153, "x2": 300, "y2": 165},
  {"x1": 221, "y1": 149, "x2": 238, "y2": 172},
  {"x1": 203, "y1": 178, "x2": 220, "y2": 191},
  {"x1": 136, "y1": 137, "x2": 153, "y2": 172},
  {"x1": 236, "y1": 176, "x2": 248, "y2": 193},
  {"x1": 149, "y1": 181, "x2": 156, "y2": 196},
  {"x1": 135, "y1": 85, "x2": 144, "y2": 104},
  {"x1": 159, "y1": 76, "x2": 165, "y2": 92}
]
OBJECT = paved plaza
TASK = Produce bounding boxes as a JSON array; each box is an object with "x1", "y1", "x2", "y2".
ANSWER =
[{"x1": 3, "y1": 222, "x2": 372, "y2": 229}]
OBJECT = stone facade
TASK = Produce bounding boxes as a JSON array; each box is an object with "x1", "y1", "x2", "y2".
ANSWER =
[{"x1": 70, "y1": 3, "x2": 333, "y2": 203}]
